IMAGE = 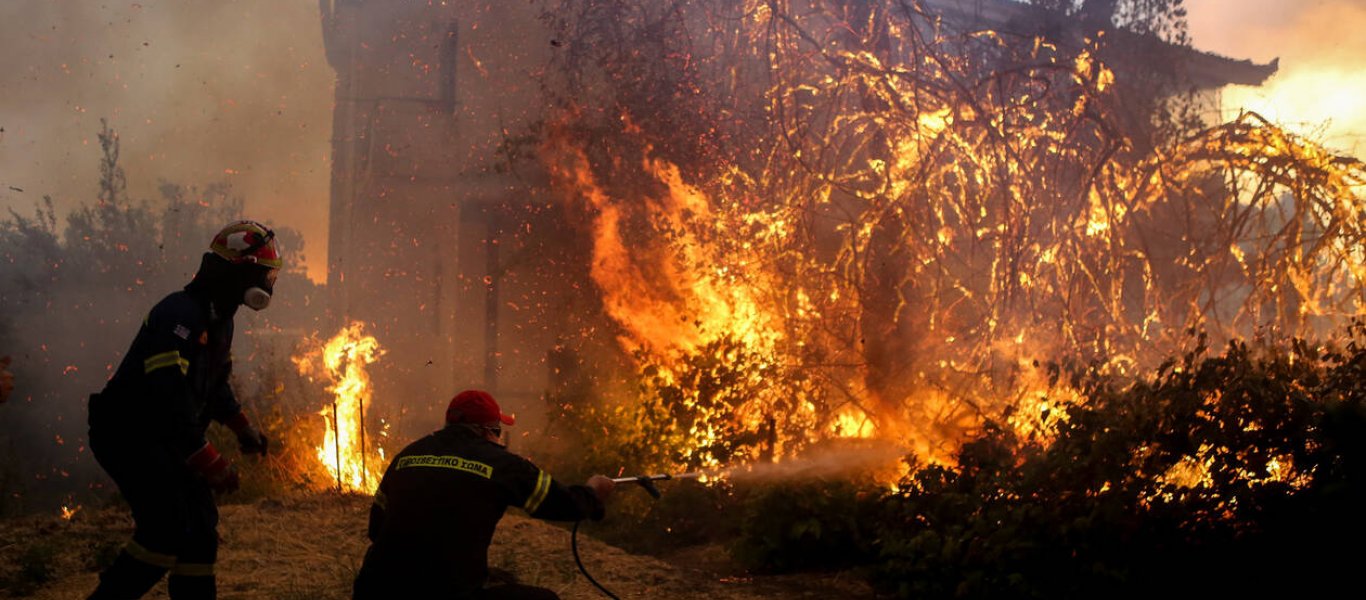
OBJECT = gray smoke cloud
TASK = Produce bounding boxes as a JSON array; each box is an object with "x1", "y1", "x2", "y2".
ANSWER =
[
  {"x1": 0, "y1": 0, "x2": 334, "y2": 279},
  {"x1": 1188, "y1": 0, "x2": 1366, "y2": 152},
  {"x1": 0, "y1": 1, "x2": 337, "y2": 514}
]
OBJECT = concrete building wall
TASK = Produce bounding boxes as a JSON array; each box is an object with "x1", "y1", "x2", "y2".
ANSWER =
[{"x1": 320, "y1": 0, "x2": 560, "y2": 433}]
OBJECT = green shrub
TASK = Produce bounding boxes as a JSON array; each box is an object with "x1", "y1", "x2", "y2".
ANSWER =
[
  {"x1": 731, "y1": 477, "x2": 881, "y2": 572},
  {"x1": 576, "y1": 478, "x2": 740, "y2": 554}
]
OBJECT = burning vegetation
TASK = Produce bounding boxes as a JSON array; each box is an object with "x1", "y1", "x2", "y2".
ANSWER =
[
  {"x1": 293, "y1": 321, "x2": 388, "y2": 495},
  {"x1": 522, "y1": 0, "x2": 1366, "y2": 595},
  {"x1": 2, "y1": 0, "x2": 1366, "y2": 597},
  {"x1": 532, "y1": 0, "x2": 1366, "y2": 477}
]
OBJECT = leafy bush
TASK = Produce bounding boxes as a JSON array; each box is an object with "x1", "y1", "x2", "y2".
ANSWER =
[
  {"x1": 532, "y1": 318, "x2": 1366, "y2": 598},
  {"x1": 731, "y1": 477, "x2": 881, "y2": 572},
  {"x1": 870, "y1": 327, "x2": 1366, "y2": 598},
  {"x1": 577, "y1": 479, "x2": 739, "y2": 555}
]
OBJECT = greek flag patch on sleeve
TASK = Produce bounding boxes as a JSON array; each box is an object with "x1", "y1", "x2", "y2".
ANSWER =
[{"x1": 173, "y1": 324, "x2": 192, "y2": 340}]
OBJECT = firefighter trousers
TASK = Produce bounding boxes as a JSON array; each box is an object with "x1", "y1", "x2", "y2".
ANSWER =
[{"x1": 87, "y1": 430, "x2": 219, "y2": 600}]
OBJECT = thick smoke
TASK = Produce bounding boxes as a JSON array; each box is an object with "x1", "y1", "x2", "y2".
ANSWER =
[
  {"x1": 0, "y1": 1, "x2": 335, "y2": 515},
  {"x1": 0, "y1": 135, "x2": 324, "y2": 517},
  {"x1": 1189, "y1": 0, "x2": 1366, "y2": 152},
  {"x1": 0, "y1": 0, "x2": 334, "y2": 279}
]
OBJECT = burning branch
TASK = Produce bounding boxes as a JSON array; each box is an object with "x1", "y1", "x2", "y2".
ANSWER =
[{"x1": 536, "y1": 0, "x2": 1366, "y2": 472}]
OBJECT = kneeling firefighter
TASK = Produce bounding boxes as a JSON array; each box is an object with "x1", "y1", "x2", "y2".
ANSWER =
[
  {"x1": 87, "y1": 220, "x2": 281, "y2": 600},
  {"x1": 353, "y1": 389, "x2": 616, "y2": 599}
]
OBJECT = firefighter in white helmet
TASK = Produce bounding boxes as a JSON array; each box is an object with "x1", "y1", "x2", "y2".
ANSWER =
[{"x1": 86, "y1": 220, "x2": 281, "y2": 600}]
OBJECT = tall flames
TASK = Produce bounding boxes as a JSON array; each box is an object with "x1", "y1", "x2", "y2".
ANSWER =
[
  {"x1": 537, "y1": 0, "x2": 1366, "y2": 479},
  {"x1": 293, "y1": 321, "x2": 387, "y2": 494}
]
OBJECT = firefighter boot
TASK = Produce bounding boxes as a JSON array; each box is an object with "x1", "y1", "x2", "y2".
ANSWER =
[{"x1": 87, "y1": 550, "x2": 168, "y2": 600}]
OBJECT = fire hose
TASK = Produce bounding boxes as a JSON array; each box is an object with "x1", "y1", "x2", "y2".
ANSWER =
[{"x1": 574, "y1": 473, "x2": 698, "y2": 599}]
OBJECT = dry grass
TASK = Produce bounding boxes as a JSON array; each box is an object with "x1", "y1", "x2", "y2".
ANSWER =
[{"x1": 0, "y1": 494, "x2": 872, "y2": 599}]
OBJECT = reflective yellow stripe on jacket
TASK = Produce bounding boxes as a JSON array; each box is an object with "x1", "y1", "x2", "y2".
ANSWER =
[
  {"x1": 523, "y1": 470, "x2": 551, "y2": 514},
  {"x1": 144, "y1": 350, "x2": 190, "y2": 376}
]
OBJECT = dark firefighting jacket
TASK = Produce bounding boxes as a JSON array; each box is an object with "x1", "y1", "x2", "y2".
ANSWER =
[
  {"x1": 89, "y1": 288, "x2": 241, "y2": 462},
  {"x1": 355, "y1": 425, "x2": 605, "y2": 597}
]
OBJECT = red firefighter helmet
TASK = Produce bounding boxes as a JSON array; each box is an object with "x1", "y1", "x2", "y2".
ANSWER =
[{"x1": 209, "y1": 221, "x2": 282, "y2": 269}]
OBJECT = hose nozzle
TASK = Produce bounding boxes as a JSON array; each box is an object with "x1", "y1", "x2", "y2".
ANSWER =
[{"x1": 610, "y1": 474, "x2": 675, "y2": 499}]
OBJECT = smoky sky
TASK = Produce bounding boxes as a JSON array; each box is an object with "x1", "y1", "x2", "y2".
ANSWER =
[
  {"x1": 1188, "y1": 0, "x2": 1366, "y2": 153},
  {"x1": 0, "y1": 0, "x2": 334, "y2": 280},
  {"x1": 2, "y1": 1, "x2": 1362, "y2": 286}
]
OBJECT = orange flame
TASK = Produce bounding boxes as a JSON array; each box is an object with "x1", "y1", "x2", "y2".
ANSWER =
[
  {"x1": 546, "y1": 135, "x2": 806, "y2": 469},
  {"x1": 293, "y1": 321, "x2": 387, "y2": 494},
  {"x1": 538, "y1": 2, "x2": 1366, "y2": 485},
  {"x1": 562, "y1": 142, "x2": 784, "y2": 357},
  {"x1": 830, "y1": 406, "x2": 876, "y2": 439}
]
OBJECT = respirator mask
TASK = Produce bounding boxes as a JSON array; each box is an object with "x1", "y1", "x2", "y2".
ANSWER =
[
  {"x1": 233, "y1": 225, "x2": 278, "y2": 311},
  {"x1": 242, "y1": 266, "x2": 279, "y2": 311}
]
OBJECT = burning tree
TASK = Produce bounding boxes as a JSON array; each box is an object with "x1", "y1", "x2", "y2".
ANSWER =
[{"x1": 533, "y1": 0, "x2": 1366, "y2": 469}]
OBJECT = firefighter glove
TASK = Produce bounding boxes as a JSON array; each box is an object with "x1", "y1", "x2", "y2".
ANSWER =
[
  {"x1": 187, "y1": 442, "x2": 240, "y2": 493},
  {"x1": 226, "y1": 412, "x2": 269, "y2": 456},
  {"x1": 237, "y1": 427, "x2": 269, "y2": 456}
]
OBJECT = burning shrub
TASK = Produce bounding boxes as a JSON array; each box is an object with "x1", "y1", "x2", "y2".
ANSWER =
[
  {"x1": 529, "y1": 5, "x2": 1366, "y2": 587},
  {"x1": 637, "y1": 336, "x2": 822, "y2": 469},
  {"x1": 869, "y1": 325, "x2": 1366, "y2": 598},
  {"x1": 535, "y1": 0, "x2": 1366, "y2": 474},
  {"x1": 569, "y1": 325, "x2": 1358, "y2": 593}
]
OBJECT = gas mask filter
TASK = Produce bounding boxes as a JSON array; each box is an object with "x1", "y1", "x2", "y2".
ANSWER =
[{"x1": 243, "y1": 268, "x2": 278, "y2": 311}]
